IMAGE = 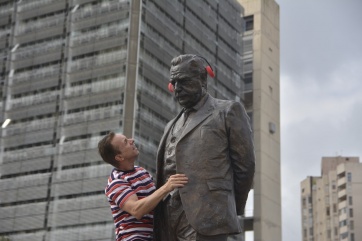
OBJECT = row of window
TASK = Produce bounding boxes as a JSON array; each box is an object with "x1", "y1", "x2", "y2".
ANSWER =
[{"x1": 304, "y1": 227, "x2": 355, "y2": 240}]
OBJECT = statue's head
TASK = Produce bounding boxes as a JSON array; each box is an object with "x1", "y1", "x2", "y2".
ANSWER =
[{"x1": 169, "y1": 54, "x2": 209, "y2": 109}]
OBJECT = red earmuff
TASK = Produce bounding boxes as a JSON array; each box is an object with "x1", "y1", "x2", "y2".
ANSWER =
[
  {"x1": 168, "y1": 82, "x2": 174, "y2": 92},
  {"x1": 205, "y1": 66, "x2": 215, "y2": 78}
]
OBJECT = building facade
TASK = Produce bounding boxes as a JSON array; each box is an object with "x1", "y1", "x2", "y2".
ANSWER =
[
  {"x1": 0, "y1": 0, "x2": 280, "y2": 240},
  {"x1": 237, "y1": 0, "x2": 281, "y2": 240},
  {"x1": 301, "y1": 156, "x2": 362, "y2": 241}
]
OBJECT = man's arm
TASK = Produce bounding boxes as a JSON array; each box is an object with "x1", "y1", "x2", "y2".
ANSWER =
[
  {"x1": 122, "y1": 174, "x2": 188, "y2": 220},
  {"x1": 227, "y1": 102, "x2": 255, "y2": 215}
]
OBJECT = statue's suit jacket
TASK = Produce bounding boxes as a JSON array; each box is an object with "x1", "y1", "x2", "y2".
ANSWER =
[{"x1": 154, "y1": 94, "x2": 255, "y2": 238}]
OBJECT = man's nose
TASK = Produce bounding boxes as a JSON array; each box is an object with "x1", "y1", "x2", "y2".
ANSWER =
[{"x1": 174, "y1": 82, "x2": 182, "y2": 92}]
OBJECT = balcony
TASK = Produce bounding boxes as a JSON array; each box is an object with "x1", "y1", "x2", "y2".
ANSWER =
[
  {"x1": 2, "y1": 145, "x2": 55, "y2": 162},
  {"x1": 70, "y1": 21, "x2": 128, "y2": 47},
  {"x1": 0, "y1": 29, "x2": 9, "y2": 40},
  {"x1": 9, "y1": 91, "x2": 59, "y2": 109},
  {"x1": 3, "y1": 117, "x2": 56, "y2": 136},
  {"x1": 65, "y1": 77, "x2": 124, "y2": 98},
  {"x1": 62, "y1": 106, "x2": 121, "y2": 126},
  {"x1": 338, "y1": 189, "x2": 347, "y2": 199},
  {"x1": 17, "y1": 0, "x2": 58, "y2": 12},
  {"x1": 0, "y1": 2, "x2": 12, "y2": 16},
  {"x1": 72, "y1": 1, "x2": 129, "y2": 22},
  {"x1": 59, "y1": 136, "x2": 100, "y2": 154},
  {"x1": 69, "y1": 49, "x2": 127, "y2": 72},
  {"x1": 337, "y1": 164, "x2": 346, "y2": 176},
  {"x1": 337, "y1": 176, "x2": 346, "y2": 188},
  {"x1": 339, "y1": 227, "x2": 348, "y2": 238},
  {"x1": 12, "y1": 39, "x2": 62, "y2": 60},
  {"x1": 12, "y1": 65, "x2": 60, "y2": 85},
  {"x1": 338, "y1": 200, "x2": 347, "y2": 210},
  {"x1": 16, "y1": 15, "x2": 65, "y2": 35},
  {"x1": 339, "y1": 212, "x2": 348, "y2": 222}
]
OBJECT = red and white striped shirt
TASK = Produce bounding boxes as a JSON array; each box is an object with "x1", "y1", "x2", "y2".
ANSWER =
[{"x1": 105, "y1": 166, "x2": 156, "y2": 241}]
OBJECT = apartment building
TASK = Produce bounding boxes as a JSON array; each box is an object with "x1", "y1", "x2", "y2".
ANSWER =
[
  {"x1": 301, "y1": 156, "x2": 362, "y2": 241},
  {"x1": 0, "y1": 0, "x2": 246, "y2": 240},
  {"x1": 237, "y1": 0, "x2": 281, "y2": 240}
]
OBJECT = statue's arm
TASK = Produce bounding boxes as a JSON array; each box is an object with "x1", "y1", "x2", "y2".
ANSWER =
[{"x1": 226, "y1": 101, "x2": 255, "y2": 215}]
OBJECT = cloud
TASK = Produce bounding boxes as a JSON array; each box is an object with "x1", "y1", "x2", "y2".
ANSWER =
[
  {"x1": 281, "y1": 60, "x2": 362, "y2": 241},
  {"x1": 280, "y1": 0, "x2": 362, "y2": 81},
  {"x1": 281, "y1": 60, "x2": 362, "y2": 128},
  {"x1": 270, "y1": 1, "x2": 362, "y2": 241}
]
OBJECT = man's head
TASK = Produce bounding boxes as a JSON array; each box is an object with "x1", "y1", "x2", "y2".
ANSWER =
[
  {"x1": 169, "y1": 54, "x2": 209, "y2": 109},
  {"x1": 98, "y1": 132, "x2": 139, "y2": 168}
]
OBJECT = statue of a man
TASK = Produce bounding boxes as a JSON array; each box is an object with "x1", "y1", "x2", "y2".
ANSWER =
[{"x1": 154, "y1": 54, "x2": 255, "y2": 241}]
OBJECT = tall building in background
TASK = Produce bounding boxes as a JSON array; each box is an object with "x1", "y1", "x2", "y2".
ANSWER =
[
  {"x1": 237, "y1": 0, "x2": 281, "y2": 240},
  {"x1": 0, "y1": 0, "x2": 280, "y2": 240},
  {"x1": 0, "y1": 0, "x2": 243, "y2": 240},
  {"x1": 301, "y1": 156, "x2": 362, "y2": 241}
]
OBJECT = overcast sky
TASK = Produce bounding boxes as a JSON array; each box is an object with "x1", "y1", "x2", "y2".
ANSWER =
[{"x1": 276, "y1": 0, "x2": 362, "y2": 241}]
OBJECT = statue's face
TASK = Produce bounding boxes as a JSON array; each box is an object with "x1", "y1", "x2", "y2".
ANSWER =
[{"x1": 170, "y1": 75, "x2": 203, "y2": 109}]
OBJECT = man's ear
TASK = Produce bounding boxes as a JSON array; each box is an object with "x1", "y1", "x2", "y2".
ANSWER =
[{"x1": 115, "y1": 154, "x2": 123, "y2": 162}]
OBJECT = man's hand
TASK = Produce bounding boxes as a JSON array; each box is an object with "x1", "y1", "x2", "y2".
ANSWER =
[
  {"x1": 122, "y1": 174, "x2": 188, "y2": 220},
  {"x1": 164, "y1": 174, "x2": 188, "y2": 193}
]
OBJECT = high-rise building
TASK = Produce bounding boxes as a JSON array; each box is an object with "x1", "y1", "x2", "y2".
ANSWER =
[
  {"x1": 237, "y1": 0, "x2": 281, "y2": 240},
  {"x1": 0, "y1": 0, "x2": 280, "y2": 240},
  {"x1": 0, "y1": 0, "x2": 243, "y2": 240},
  {"x1": 301, "y1": 156, "x2": 362, "y2": 241}
]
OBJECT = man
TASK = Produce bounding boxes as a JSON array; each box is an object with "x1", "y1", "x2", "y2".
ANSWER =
[
  {"x1": 154, "y1": 54, "x2": 255, "y2": 241},
  {"x1": 98, "y1": 132, "x2": 188, "y2": 241}
]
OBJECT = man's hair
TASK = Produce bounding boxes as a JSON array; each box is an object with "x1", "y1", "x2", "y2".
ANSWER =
[
  {"x1": 170, "y1": 54, "x2": 208, "y2": 85},
  {"x1": 98, "y1": 132, "x2": 120, "y2": 167}
]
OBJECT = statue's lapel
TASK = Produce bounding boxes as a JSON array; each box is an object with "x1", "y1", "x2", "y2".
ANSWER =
[
  {"x1": 179, "y1": 97, "x2": 214, "y2": 141},
  {"x1": 159, "y1": 110, "x2": 183, "y2": 148}
]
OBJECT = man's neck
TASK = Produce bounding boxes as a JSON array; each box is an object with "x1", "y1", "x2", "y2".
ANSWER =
[
  {"x1": 188, "y1": 93, "x2": 208, "y2": 111},
  {"x1": 117, "y1": 159, "x2": 136, "y2": 172}
]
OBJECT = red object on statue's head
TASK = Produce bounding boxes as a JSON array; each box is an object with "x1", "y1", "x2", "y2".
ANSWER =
[
  {"x1": 205, "y1": 65, "x2": 215, "y2": 78},
  {"x1": 168, "y1": 82, "x2": 174, "y2": 92}
]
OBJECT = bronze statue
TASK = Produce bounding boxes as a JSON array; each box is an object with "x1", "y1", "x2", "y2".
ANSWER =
[{"x1": 154, "y1": 54, "x2": 255, "y2": 241}]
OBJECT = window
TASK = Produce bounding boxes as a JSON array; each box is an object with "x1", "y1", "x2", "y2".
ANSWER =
[
  {"x1": 347, "y1": 172, "x2": 352, "y2": 182},
  {"x1": 244, "y1": 72, "x2": 252, "y2": 84},
  {"x1": 340, "y1": 232, "x2": 348, "y2": 239},
  {"x1": 349, "y1": 208, "x2": 353, "y2": 217},
  {"x1": 349, "y1": 196, "x2": 353, "y2": 205},
  {"x1": 350, "y1": 220, "x2": 354, "y2": 230},
  {"x1": 339, "y1": 220, "x2": 347, "y2": 227},
  {"x1": 244, "y1": 15, "x2": 254, "y2": 31},
  {"x1": 351, "y1": 233, "x2": 355, "y2": 241}
]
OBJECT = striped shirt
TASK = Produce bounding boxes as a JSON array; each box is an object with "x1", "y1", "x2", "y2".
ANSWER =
[{"x1": 105, "y1": 166, "x2": 156, "y2": 241}]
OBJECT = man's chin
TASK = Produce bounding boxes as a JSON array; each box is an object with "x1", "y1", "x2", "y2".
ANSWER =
[
  {"x1": 177, "y1": 99, "x2": 192, "y2": 108},
  {"x1": 178, "y1": 102, "x2": 192, "y2": 109}
]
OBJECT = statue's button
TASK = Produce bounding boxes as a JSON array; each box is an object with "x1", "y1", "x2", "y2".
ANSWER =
[
  {"x1": 168, "y1": 149, "x2": 172, "y2": 155},
  {"x1": 170, "y1": 137, "x2": 176, "y2": 143}
]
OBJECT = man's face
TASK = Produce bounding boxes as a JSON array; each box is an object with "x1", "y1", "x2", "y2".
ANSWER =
[
  {"x1": 170, "y1": 76, "x2": 204, "y2": 109},
  {"x1": 111, "y1": 134, "x2": 139, "y2": 161}
]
